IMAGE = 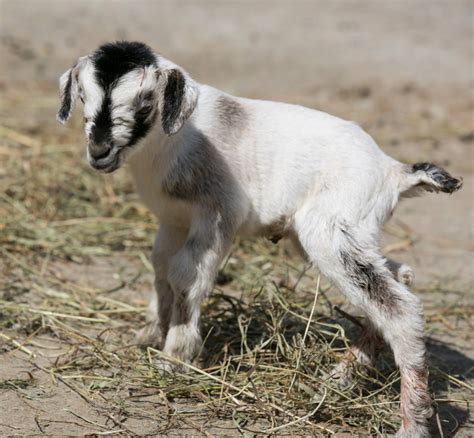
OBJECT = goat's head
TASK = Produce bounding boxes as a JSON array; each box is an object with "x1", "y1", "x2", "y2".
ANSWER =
[{"x1": 57, "y1": 41, "x2": 199, "y2": 173}]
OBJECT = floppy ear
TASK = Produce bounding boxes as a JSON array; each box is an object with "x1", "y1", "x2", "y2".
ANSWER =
[
  {"x1": 157, "y1": 68, "x2": 199, "y2": 135},
  {"x1": 56, "y1": 57, "x2": 87, "y2": 124}
]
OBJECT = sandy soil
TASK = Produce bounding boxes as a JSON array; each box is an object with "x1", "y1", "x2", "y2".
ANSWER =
[{"x1": 1, "y1": 0, "x2": 473, "y2": 436}]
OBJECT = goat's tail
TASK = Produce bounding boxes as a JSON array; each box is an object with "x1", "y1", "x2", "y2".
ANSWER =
[{"x1": 398, "y1": 162, "x2": 463, "y2": 198}]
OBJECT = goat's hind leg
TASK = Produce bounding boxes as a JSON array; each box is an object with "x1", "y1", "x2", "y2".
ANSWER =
[
  {"x1": 331, "y1": 322, "x2": 383, "y2": 386},
  {"x1": 294, "y1": 215, "x2": 432, "y2": 436},
  {"x1": 332, "y1": 258, "x2": 414, "y2": 385}
]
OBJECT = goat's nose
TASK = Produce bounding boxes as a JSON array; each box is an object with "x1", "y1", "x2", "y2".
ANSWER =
[{"x1": 89, "y1": 142, "x2": 112, "y2": 160}]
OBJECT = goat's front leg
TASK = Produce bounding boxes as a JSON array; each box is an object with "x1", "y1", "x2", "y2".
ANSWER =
[
  {"x1": 136, "y1": 225, "x2": 187, "y2": 349},
  {"x1": 161, "y1": 210, "x2": 234, "y2": 370}
]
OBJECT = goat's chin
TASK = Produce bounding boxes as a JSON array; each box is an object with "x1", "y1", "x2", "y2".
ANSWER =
[
  {"x1": 100, "y1": 158, "x2": 122, "y2": 173},
  {"x1": 90, "y1": 163, "x2": 121, "y2": 174},
  {"x1": 101, "y1": 164, "x2": 120, "y2": 174}
]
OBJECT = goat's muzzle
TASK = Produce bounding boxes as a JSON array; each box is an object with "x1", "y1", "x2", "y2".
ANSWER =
[
  {"x1": 89, "y1": 141, "x2": 112, "y2": 160},
  {"x1": 88, "y1": 142, "x2": 121, "y2": 173}
]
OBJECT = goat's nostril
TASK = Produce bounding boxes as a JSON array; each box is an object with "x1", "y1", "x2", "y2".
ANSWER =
[{"x1": 89, "y1": 143, "x2": 112, "y2": 160}]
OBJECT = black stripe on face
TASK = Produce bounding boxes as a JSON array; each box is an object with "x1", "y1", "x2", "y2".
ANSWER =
[
  {"x1": 127, "y1": 104, "x2": 157, "y2": 147},
  {"x1": 91, "y1": 94, "x2": 113, "y2": 145}
]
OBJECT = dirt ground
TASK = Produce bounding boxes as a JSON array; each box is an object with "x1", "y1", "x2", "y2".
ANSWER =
[{"x1": 0, "y1": 0, "x2": 473, "y2": 436}]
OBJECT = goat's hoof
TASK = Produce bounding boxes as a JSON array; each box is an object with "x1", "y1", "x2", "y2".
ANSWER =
[
  {"x1": 135, "y1": 322, "x2": 165, "y2": 349},
  {"x1": 329, "y1": 361, "x2": 355, "y2": 388},
  {"x1": 395, "y1": 423, "x2": 430, "y2": 438},
  {"x1": 153, "y1": 357, "x2": 187, "y2": 375},
  {"x1": 397, "y1": 264, "x2": 414, "y2": 287}
]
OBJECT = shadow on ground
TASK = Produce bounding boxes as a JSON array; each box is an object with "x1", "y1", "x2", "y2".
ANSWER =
[
  {"x1": 427, "y1": 338, "x2": 473, "y2": 437},
  {"x1": 201, "y1": 293, "x2": 473, "y2": 437}
]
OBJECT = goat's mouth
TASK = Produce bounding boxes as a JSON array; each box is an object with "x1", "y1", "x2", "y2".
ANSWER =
[{"x1": 89, "y1": 151, "x2": 122, "y2": 173}]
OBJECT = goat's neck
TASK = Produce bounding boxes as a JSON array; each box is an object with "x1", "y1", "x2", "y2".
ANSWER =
[{"x1": 127, "y1": 118, "x2": 190, "y2": 186}]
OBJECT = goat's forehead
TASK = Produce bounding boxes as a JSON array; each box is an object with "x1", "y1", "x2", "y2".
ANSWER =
[
  {"x1": 110, "y1": 67, "x2": 156, "y2": 104},
  {"x1": 80, "y1": 64, "x2": 156, "y2": 117}
]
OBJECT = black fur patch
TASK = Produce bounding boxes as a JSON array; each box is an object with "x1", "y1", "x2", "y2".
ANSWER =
[
  {"x1": 161, "y1": 69, "x2": 186, "y2": 135},
  {"x1": 340, "y1": 251, "x2": 399, "y2": 311},
  {"x1": 128, "y1": 105, "x2": 157, "y2": 147},
  {"x1": 339, "y1": 225, "x2": 399, "y2": 311},
  {"x1": 91, "y1": 94, "x2": 113, "y2": 146},
  {"x1": 125, "y1": 90, "x2": 157, "y2": 146},
  {"x1": 412, "y1": 162, "x2": 463, "y2": 193},
  {"x1": 92, "y1": 41, "x2": 156, "y2": 89},
  {"x1": 58, "y1": 70, "x2": 73, "y2": 121}
]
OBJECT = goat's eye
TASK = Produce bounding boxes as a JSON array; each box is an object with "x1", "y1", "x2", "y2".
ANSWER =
[
  {"x1": 84, "y1": 117, "x2": 90, "y2": 123},
  {"x1": 138, "y1": 103, "x2": 153, "y2": 116}
]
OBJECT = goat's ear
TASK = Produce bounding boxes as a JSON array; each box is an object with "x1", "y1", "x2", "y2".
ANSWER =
[
  {"x1": 56, "y1": 57, "x2": 87, "y2": 124},
  {"x1": 157, "y1": 68, "x2": 199, "y2": 136}
]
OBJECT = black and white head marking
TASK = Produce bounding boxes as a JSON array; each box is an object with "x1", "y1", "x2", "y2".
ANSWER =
[
  {"x1": 57, "y1": 41, "x2": 199, "y2": 173},
  {"x1": 89, "y1": 42, "x2": 158, "y2": 157}
]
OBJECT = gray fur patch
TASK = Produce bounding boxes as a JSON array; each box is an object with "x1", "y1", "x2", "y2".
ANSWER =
[
  {"x1": 161, "y1": 131, "x2": 232, "y2": 204},
  {"x1": 215, "y1": 95, "x2": 248, "y2": 136},
  {"x1": 174, "y1": 292, "x2": 190, "y2": 325}
]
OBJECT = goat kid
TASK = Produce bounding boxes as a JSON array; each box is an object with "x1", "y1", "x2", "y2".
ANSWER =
[{"x1": 58, "y1": 41, "x2": 462, "y2": 437}]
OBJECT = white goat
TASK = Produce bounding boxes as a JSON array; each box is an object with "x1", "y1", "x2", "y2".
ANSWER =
[{"x1": 58, "y1": 41, "x2": 462, "y2": 437}]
